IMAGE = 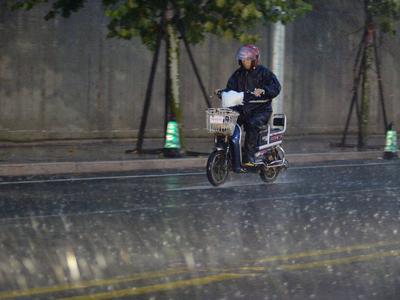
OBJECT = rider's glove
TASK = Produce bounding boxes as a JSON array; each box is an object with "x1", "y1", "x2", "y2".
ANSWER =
[{"x1": 215, "y1": 89, "x2": 223, "y2": 99}]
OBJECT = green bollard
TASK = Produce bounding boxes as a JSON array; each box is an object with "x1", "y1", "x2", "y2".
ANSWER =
[
  {"x1": 163, "y1": 120, "x2": 182, "y2": 158},
  {"x1": 383, "y1": 127, "x2": 398, "y2": 159}
]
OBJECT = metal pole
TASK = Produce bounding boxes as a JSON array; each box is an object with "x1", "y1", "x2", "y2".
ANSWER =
[
  {"x1": 271, "y1": 22, "x2": 285, "y2": 114},
  {"x1": 340, "y1": 32, "x2": 366, "y2": 145},
  {"x1": 135, "y1": 19, "x2": 164, "y2": 153},
  {"x1": 179, "y1": 30, "x2": 211, "y2": 108}
]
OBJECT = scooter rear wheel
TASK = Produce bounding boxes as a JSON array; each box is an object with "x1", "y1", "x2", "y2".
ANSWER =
[
  {"x1": 207, "y1": 150, "x2": 229, "y2": 186},
  {"x1": 259, "y1": 166, "x2": 279, "y2": 183}
]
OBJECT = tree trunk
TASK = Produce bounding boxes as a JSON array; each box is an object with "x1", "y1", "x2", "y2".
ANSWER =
[
  {"x1": 165, "y1": 23, "x2": 184, "y2": 150},
  {"x1": 358, "y1": 4, "x2": 374, "y2": 149}
]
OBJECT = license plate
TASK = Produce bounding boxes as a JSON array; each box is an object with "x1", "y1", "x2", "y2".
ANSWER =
[{"x1": 210, "y1": 115, "x2": 224, "y2": 124}]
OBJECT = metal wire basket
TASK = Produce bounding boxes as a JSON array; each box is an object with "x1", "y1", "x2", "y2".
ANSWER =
[{"x1": 206, "y1": 108, "x2": 239, "y2": 135}]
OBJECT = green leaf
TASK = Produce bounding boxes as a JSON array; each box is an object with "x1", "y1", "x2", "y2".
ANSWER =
[{"x1": 9, "y1": 0, "x2": 314, "y2": 50}]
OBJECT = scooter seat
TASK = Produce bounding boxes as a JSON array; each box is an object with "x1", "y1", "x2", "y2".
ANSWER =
[{"x1": 259, "y1": 126, "x2": 282, "y2": 133}]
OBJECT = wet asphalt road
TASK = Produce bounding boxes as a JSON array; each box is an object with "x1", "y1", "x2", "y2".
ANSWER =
[{"x1": 0, "y1": 159, "x2": 399, "y2": 299}]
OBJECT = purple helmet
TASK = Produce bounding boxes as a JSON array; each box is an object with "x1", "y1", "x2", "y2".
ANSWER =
[{"x1": 236, "y1": 44, "x2": 260, "y2": 65}]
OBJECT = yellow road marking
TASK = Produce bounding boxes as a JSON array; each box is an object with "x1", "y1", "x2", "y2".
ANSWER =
[
  {"x1": 60, "y1": 250, "x2": 400, "y2": 300},
  {"x1": 59, "y1": 273, "x2": 246, "y2": 300},
  {"x1": 256, "y1": 240, "x2": 400, "y2": 264},
  {"x1": 280, "y1": 250, "x2": 400, "y2": 271},
  {"x1": 239, "y1": 266, "x2": 266, "y2": 272},
  {"x1": 0, "y1": 268, "x2": 188, "y2": 300},
  {"x1": 240, "y1": 250, "x2": 400, "y2": 273},
  {"x1": 0, "y1": 240, "x2": 398, "y2": 299}
]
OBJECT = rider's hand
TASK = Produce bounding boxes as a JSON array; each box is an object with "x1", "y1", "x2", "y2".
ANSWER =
[
  {"x1": 253, "y1": 88, "x2": 265, "y2": 97},
  {"x1": 215, "y1": 89, "x2": 223, "y2": 99}
]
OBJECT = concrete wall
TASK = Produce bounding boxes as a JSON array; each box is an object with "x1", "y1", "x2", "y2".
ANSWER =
[
  {"x1": 0, "y1": 0, "x2": 399, "y2": 141},
  {"x1": 284, "y1": 0, "x2": 400, "y2": 135}
]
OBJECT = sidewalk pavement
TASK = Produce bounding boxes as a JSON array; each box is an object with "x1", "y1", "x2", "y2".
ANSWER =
[{"x1": 0, "y1": 135, "x2": 388, "y2": 177}]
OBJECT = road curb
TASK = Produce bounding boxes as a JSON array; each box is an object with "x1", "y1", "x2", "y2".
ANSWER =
[{"x1": 0, "y1": 151, "x2": 383, "y2": 177}]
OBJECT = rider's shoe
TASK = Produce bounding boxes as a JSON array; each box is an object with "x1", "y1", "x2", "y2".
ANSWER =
[
  {"x1": 242, "y1": 153, "x2": 257, "y2": 167},
  {"x1": 243, "y1": 162, "x2": 256, "y2": 167}
]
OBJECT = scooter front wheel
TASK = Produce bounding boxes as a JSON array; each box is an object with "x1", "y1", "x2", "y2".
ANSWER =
[{"x1": 207, "y1": 150, "x2": 229, "y2": 186}]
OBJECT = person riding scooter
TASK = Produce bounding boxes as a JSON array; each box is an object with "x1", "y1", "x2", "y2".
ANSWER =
[{"x1": 225, "y1": 44, "x2": 281, "y2": 166}]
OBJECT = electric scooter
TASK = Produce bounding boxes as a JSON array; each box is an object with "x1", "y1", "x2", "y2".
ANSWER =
[{"x1": 205, "y1": 90, "x2": 288, "y2": 186}]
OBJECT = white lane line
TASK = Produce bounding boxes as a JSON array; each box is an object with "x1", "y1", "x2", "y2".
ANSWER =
[
  {"x1": 167, "y1": 180, "x2": 297, "y2": 191},
  {"x1": 290, "y1": 161, "x2": 396, "y2": 170},
  {"x1": 0, "y1": 161, "x2": 396, "y2": 186},
  {"x1": 0, "y1": 186, "x2": 398, "y2": 222},
  {"x1": 0, "y1": 207, "x2": 159, "y2": 223},
  {"x1": 0, "y1": 172, "x2": 204, "y2": 186}
]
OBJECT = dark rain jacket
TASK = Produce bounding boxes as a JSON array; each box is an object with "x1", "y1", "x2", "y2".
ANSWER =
[{"x1": 226, "y1": 65, "x2": 281, "y2": 118}]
